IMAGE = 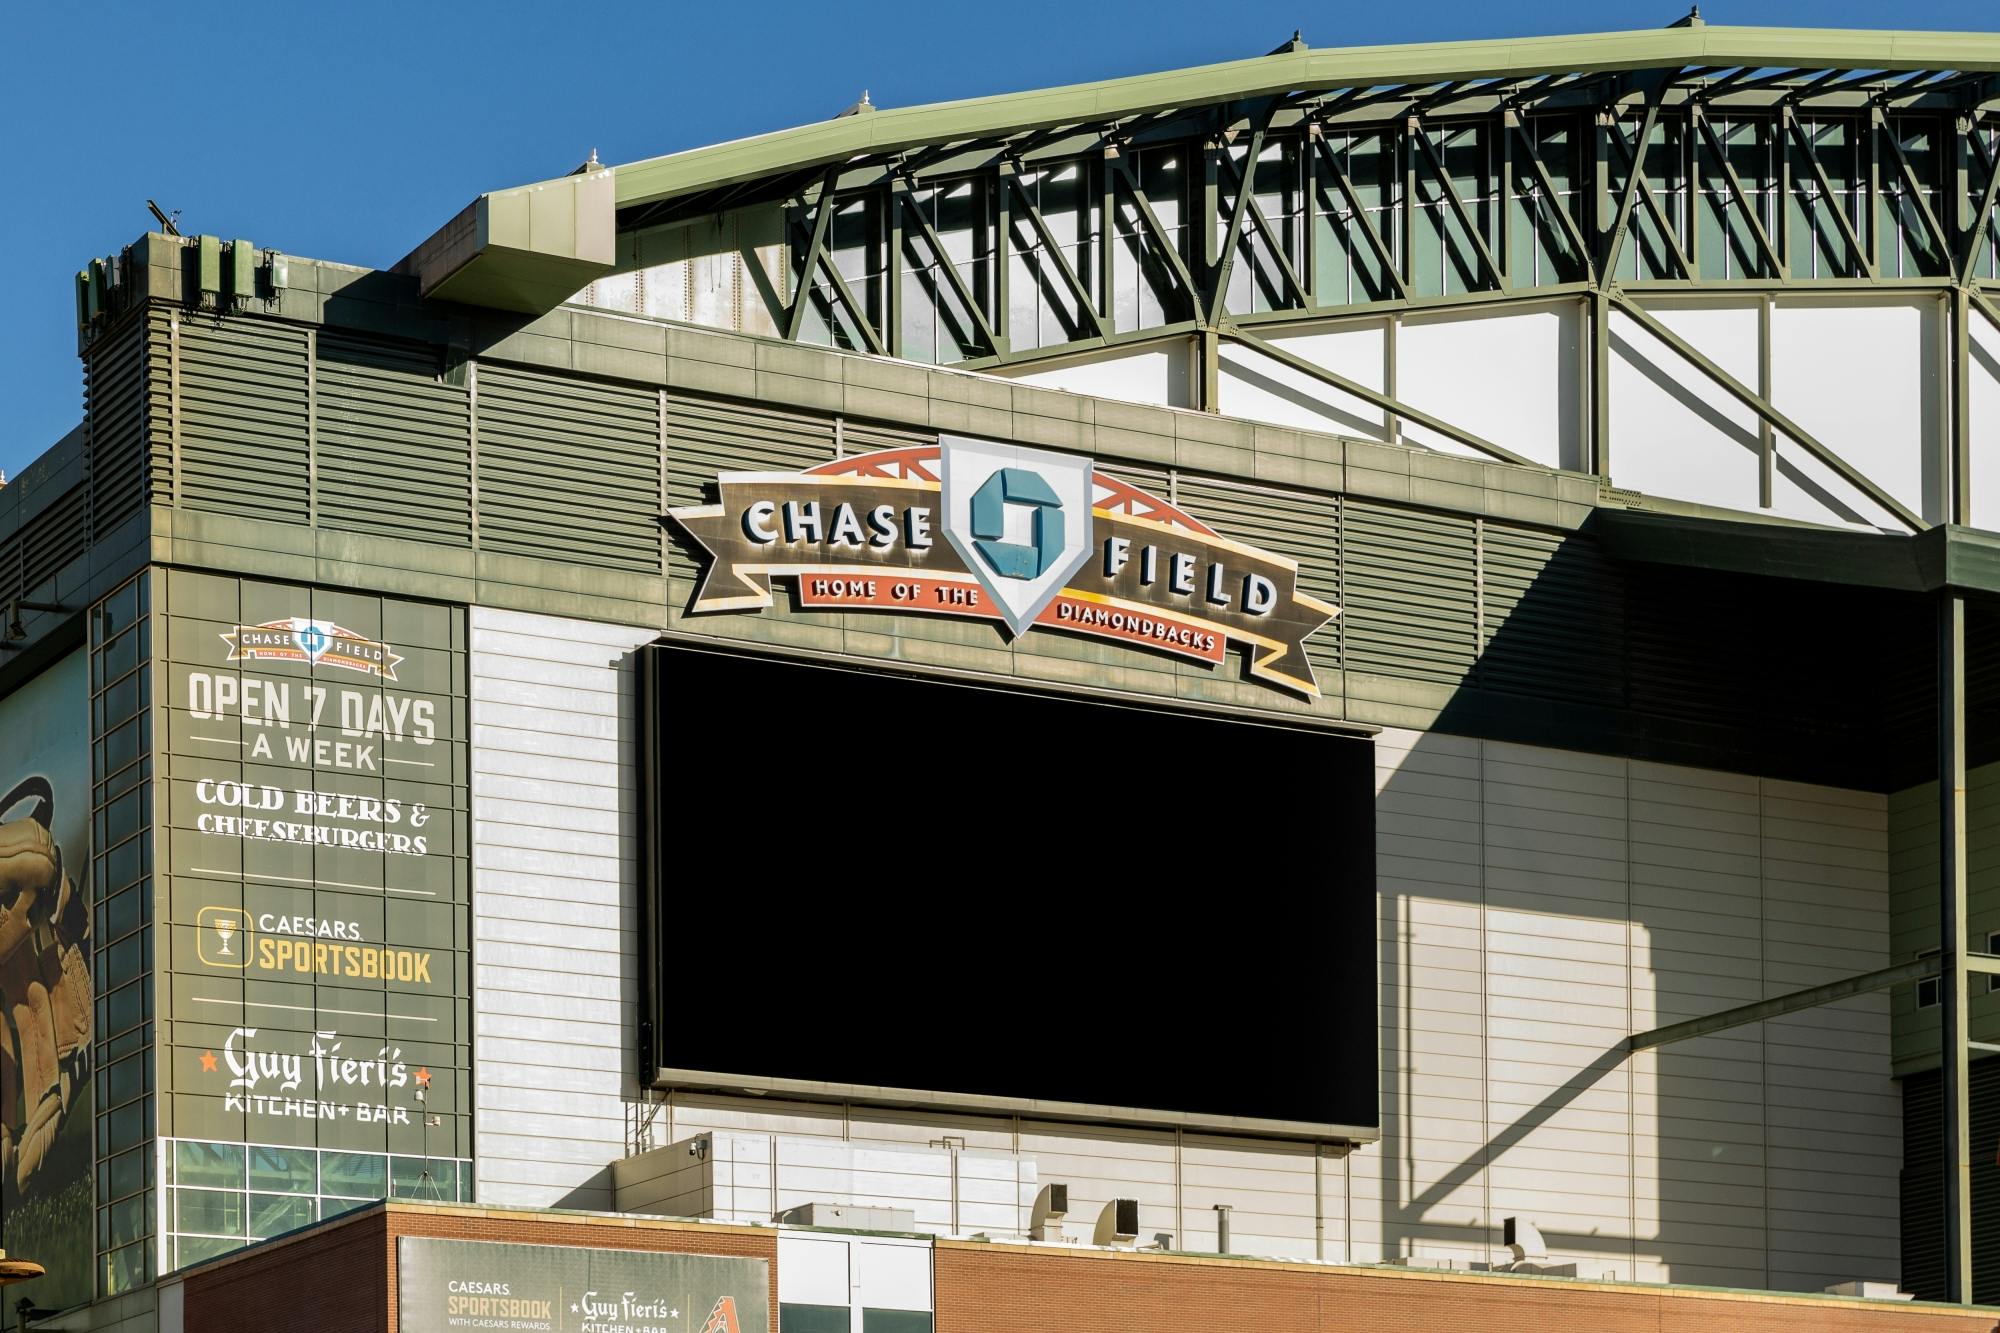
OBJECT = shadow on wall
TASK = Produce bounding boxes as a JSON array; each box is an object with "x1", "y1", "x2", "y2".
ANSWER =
[{"x1": 1363, "y1": 542, "x2": 1925, "y2": 1290}]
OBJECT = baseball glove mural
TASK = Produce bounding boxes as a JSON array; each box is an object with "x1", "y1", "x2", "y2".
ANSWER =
[
  {"x1": 0, "y1": 776, "x2": 90, "y2": 1192},
  {"x1": 0, "y1": 647, "x2": 93, "y2": 1310}
]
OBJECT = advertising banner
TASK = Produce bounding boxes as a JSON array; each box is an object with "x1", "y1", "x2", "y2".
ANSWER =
[
  {"x1": 0, "y1": 649, "x2": 93, "y2": 1309},
  {"x1": 161, "y1": 573, "x2": 469, "y2": 1161},
  {"x1": 667, "y1": 438, "x2": 1337, "y2": 697},
  {"x1": 397, "y1": 1238, "x2": 768, "y2": 1333}
]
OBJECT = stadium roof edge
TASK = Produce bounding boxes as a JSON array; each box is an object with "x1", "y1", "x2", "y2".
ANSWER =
[{"x1": 399, "y1": 23, "x2": 2000, "y2": 312}]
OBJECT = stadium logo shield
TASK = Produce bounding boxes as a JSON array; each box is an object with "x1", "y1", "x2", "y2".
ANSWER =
[{"x1": 939, "y1": 436, "x2": 1094, "y2": 635}]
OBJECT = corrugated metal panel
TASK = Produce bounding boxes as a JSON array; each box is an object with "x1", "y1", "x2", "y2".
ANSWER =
[
  {"x1": 18, "y1": 484, "x2": 88, "y2": 595},
  {"x1": 478, "y1": 364, "x2": 661, "y2": 572},
  {"x1": 317, "y1": 332, "x2": 472, "y2": 547},
  {"x1": 1341, "y1": 499, "x2": 1476, "y2": 684},
  {"x1": 665, "y1": 394, "x2": 831, "y2": 581},
  {"x1": 177, "y1": 319, "x2": 310, "y2": 524},
  {"x1": 1902, "y1": 1040, "x2": 2000, "y2": 1302},
  {"x1": 840, "y1": 415, "x2": 934, "y2": 457},
  {"x1": 1174, "y1": 473, "x2": 1339, "y2": 680},
  {"x1": 470, "y1": 606, "x2": 657, "y2": 1210},
  {"x1": 83, "y1": 317, "x2": 154, "y2": 537},
  {"x1": 1478, "y1": 525, "x2": 1623, "y2": 707}
]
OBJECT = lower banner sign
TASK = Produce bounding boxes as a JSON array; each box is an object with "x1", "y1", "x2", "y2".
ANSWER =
[{"x1": 398, "y1": 1239, "x2": 768, "y2": 1333}]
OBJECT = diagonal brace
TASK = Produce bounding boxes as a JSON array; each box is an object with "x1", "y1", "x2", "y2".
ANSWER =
[
  {"x1": 1312, "y1": 136, "x2": 1410, "y2": 300},
  {"x1": 1215, "y1": 146, "x2": 1310, "y2": 309},
  {"x1": 1225, "y1": 324, "x2": 1533, "y2": 467},
  {"x1": 1410, "y1": 119, "x2": 1505, "y2": 289},
  {"x1": 1109, "y1": 157, "x2": 1202, "y2": 320},
  {"x1": 1783, "y1": 108, "x2": 1877, "y2": 280},
  {"x1": 1612, "y1": 294, "x2": 1923, "y2": 531},
  {"x1": 1003, "y1": 164, "x2": 1108, "y2": 340},
  {"x1": 1628, "y1": 956, "x2": 1941, "y2": 1051},
  {"x1": 1693, "y1": 106, "x2": 1786, "y2": 279},
  {"x1": 894, "y1": 179, "x2": 999, "y2": 354}
]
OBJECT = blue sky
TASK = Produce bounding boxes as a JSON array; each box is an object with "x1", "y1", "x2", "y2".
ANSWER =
[{"x1": 3, "y1": 0, "x2": 1994, "y2": 478}]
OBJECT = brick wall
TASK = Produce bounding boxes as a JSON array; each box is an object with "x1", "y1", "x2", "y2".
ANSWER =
[
  {"x1": 932, "y1": 1243, "x2": 2000, "y2": 1333},
  {"x1": 179, "y1": 1207, "x2": 390, "y2": 1333}
]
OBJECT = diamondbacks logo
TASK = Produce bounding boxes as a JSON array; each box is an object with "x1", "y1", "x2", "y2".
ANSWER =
[
  {"x1": 222, "y1": 618, "x2": 402, "y2": 680},
  {"x1": 666, "y1": 435, "x2": 1337, "y2": 696}
]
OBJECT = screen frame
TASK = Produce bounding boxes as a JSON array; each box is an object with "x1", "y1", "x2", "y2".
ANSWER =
[{"x1": 636, "y1": 636, "x2": 1381, "y2": 1144}]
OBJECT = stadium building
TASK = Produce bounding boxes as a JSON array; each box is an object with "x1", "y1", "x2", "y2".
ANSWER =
[{"x1": 7, "y1": 18, "x2": 2000, "y2": 1331}]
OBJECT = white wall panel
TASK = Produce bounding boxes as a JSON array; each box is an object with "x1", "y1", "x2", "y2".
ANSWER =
[
  {"x1": 1608, "y1": 300, "x2": 1763, "y2": 515},
  {"x1": 1397, "y1": 302, "x2": 1581, "y2": 470},
  {"x1": 1215, "y1": 321, "x2": 1393, "y2": 438},
  {"x1": 471, "y1": 606, "x2": 658, "y2": 1210},
  {"x1": 1769, "y1": 296, "x2": 1939, "y2": 525},
  {"x1": 999, "y1": 343, "x2": 1191, "y2": 407},
  {"x1": 1370, "y1": 730, "x2": 1897, "y2": 1291},
  {"x1": 1970, "y1": 312, "x2": 2000, "y2": 530}
]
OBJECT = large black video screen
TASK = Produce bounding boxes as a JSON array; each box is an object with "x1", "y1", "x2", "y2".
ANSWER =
[{"x1": 640, "y1": 644, "x2": 1378, "y2": 1134}]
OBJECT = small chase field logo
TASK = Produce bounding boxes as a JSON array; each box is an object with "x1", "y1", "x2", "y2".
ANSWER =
[{"x1": 222, "y1": 618, "x2": 402, "y2": 680}]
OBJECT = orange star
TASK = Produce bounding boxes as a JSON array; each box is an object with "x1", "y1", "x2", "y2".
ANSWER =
[
  {"x1": 414, "y1": 1067, "x2": 432, "y2": 1089},
  {"x1": 199, "y1": 1050, "x2": 217, "y2": 1074}
]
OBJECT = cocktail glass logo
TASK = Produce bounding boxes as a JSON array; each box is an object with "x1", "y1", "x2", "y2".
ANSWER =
[
  {"x1": 196, "y1": 905, "x2": 251, "y2": 969},
  {"x1": 221, "y1": 617, "x2": 402, "y2": 680},
  {"x1": 941, "y1": 439, "x2": 1095, "y2": 634}
]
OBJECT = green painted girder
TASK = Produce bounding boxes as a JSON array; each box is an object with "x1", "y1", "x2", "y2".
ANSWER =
[{"x1": 605, "y1": 26, "x2": 2000, "y2": 213}]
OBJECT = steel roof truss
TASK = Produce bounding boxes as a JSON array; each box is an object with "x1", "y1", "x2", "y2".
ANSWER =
[
  {"x1": 1604, "y1": 104, "x2": 1693, "y2": 278},
  {"x1": 893, "y1": 178, "x2": 999, "y2": 355},
  {"x1": 1959, "y1": 126, "x2": 2000, "y2": 286},
  {"x1": 1002, "y1": 162, "x2": 1108, "y2": 340},
  {"x1": 1507, "y1": 115, "x2": 1596, "y2": 283},
  {"x1": 1875, "y1": 105, "x2": 1953, "y2": 270},
  {"x1": 1601, "y1": 92, "x2": 1667, "y2": 278},
  {"x1": 784, "y1": 172, "x2": 842, "y2": 343},
  {"x1": 1214, "y1": 140, "x2": 1310, "y2": 311},
  {"x1": 1312, "y1": 136, "x2": 1411, "y2": 301},
  {"x1": 783, "y1": 172, "x2": 885, "y2": 355},
  {"x1": 1780, "y1": 106, "x2": 1876, "y2": 279},
  {"x1": 1208, "y1": 120, "x2": 1270, "y2": 324},
  {"x1": 1410, "y1": 119, "x2": 1505, "y2": 290},
  {"x1": 1109, "y1": 157, "x2": 1202, "y2": 321},
  {"x1": 1692, "y1": 105, "x2": 1786, "y2": 278}
]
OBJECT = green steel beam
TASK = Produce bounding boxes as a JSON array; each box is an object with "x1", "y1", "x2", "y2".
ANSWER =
[
  {"x1": 1410, "y1": 118, "x2": 1505, "y2": 289},
  {"x1": 1313, "y1": 137, "x2": 1411, "y2": 300},
  {"x1": 1509, "y1": 116, "x2": 1596, "y2": 283},
  {"x1": 1004, "y1": 163, "x2": 1109, "y2": 340},
  {"x1": 893, "y1": 179, "x2": 1000, "y2": 354},
  {"x1": 1612, "y1": 293, "x2": 1925, "y2": 530},
  {"x1": 785, "y1": 172, "x2": 842, "y2": 343},
  {"x1": 1224, "y1": 323, "x2": 1535, "y2": 466},
  {"x1": 1783, "y1": 106, "x2": 1877, "y2": 280},
  {"x1": 603, "y1": 28, "x2": 2000, "y2": 212},
  {"x1": 1626, "y1": 955, "x2": 1939, "y2": 1051},
  {"x1": 1210, "y1": 122, "x2": 1270, "y2": 324},
  {"x1": 1110, "y1": 156, "x2": 1201, "y2": 317},
  {"x1": 1959, "y1": 128, "x2": 2000, "y2": 286},
  {"x1": 1215, "y1": 142, "x2": 1310, "y2": 310},
  {"x1": 1605, "y1": 106, "x2": 1693, "y2": 279},
  {"x1": 1693, "y1": 105, "x2": 1786, "y2": 279},
  {"x1": 1877, "y1": 106, "x2": 1954, "y2": 271},
  {"x1": 1600, "y1": 94, "x2": 1666, "y2": 279}
]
